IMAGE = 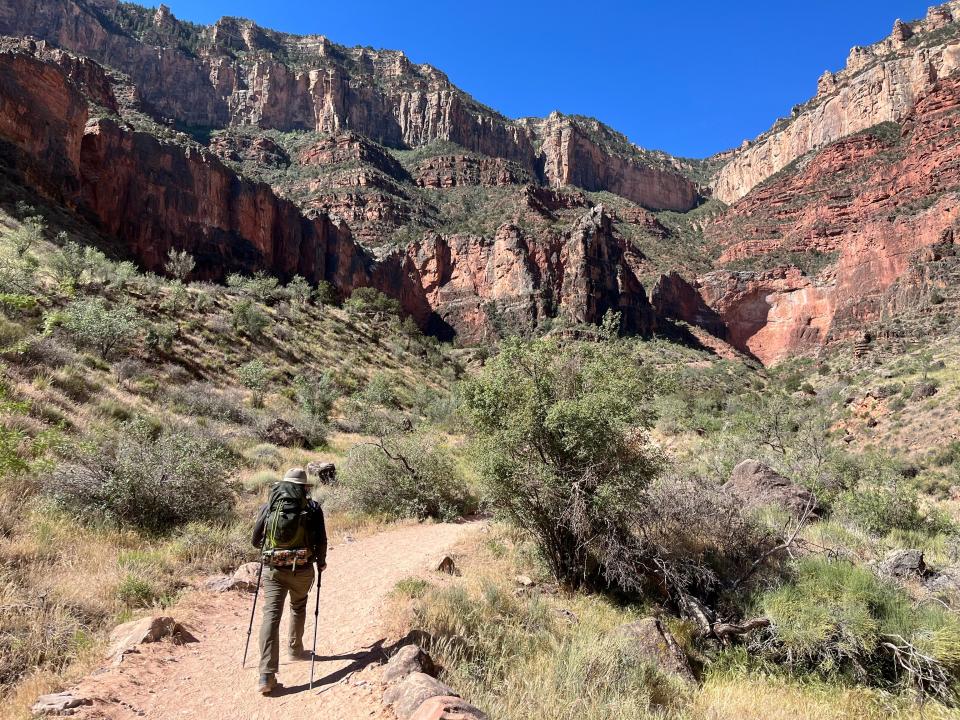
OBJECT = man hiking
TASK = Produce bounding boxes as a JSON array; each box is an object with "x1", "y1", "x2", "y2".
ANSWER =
[{"x1": 251, "y1": 465, "x2": 332, "y2": 694}]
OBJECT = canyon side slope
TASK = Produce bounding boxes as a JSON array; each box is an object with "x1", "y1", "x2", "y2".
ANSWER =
[{"x1": 1, "y1": 0, "x2": 960, "y2": 361}]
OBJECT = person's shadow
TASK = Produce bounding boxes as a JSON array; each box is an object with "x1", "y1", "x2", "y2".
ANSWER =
[{"x1": 272, "y1": 635, "x2": 415, "y2": 697}]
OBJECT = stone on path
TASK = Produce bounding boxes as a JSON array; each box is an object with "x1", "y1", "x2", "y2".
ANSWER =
[
  {"x1": 722, "y1": 459, "x2": 819, "y2": 519},
  {"x1": 31, "y1": 692, "x2": 90, "y2": 716},
  {"x1": 880, "y1": 549, "x2": 927, "y2": 579},
  {"x1": 107, "y1": 616, "x2": 197, "y2": 662},
  {"x1": 409, "y1": 695, "x2": 488, "y2": 720},
  {"x1": 383, "y1": 644, "x2": 436, "y2": 683},
  {"x1": 384, "y1": 672, "x2": 458, "y2": 720}
]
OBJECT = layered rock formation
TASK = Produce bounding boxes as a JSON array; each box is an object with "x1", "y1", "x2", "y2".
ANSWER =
[
  {"x1": 0, "y1": 45, "x2": 655, "y2": 343},
  {"x1": 4, "y1": 0, "x2": 700, "y2": 212},
  {"x1": 534, "y1": 113, "x2": 701, "y2": 211},
  {"x1": 714, "y1": 2, "x2": 960, "y2": 202},
  {"x1": 660, "y1": 73, "x2": 960, "y2": 363}
]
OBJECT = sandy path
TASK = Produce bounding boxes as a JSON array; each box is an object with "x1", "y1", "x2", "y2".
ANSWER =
[{"x1": 70, "y1": 521, "x2": 478, "y2": 720}]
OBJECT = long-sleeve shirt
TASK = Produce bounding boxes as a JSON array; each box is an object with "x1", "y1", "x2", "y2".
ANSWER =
[{"x1": 251, "y1": 499, "x2": 328, "y2": 567}]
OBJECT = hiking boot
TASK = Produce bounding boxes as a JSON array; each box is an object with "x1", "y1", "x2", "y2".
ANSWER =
[
  {"x1": 287, "y1": 648, "x2": 312, "y2": 661},
  {"x1": 258, "y1": 673, "x2": 277, "y2": 695}
]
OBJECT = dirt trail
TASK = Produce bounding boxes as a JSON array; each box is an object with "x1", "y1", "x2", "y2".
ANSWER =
[{"x1": 70, "y1": 521, "x2": 479, "y2": 720}]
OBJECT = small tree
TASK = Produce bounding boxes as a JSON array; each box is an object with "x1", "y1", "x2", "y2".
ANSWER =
[
  {"x1": 286, "y1": 275, "x2": 312, "y2": 306},
  {"x1": 344, "y1": 287, "x2": 401, "y2": 321},
  {"x1": 231, "y1": 298, "x2": 269, "y2": 339},
  {"x1": 462, "y1": 338, "x2": 661, "y2": 590},
  {"x1": 164, "y1": 247, "x2": 195, "y2": 282},
  {"x1": 11, "y1": 215, "x2": 45, "y2": 258},
  {"x1": 50, "y1": 238, "x2": 85, "y2": 287},
  {"x1": 315, "y1": 281, "x2": 338, "y2": 306},
  {"x1": 59, "y1": 298, "x2": 142, "y2": 360},
  {"x1": 238, "y1": 359, "x2": 270, "y2": 408},
  {"x1": 293, "y1": 371, "x2": 337, "y2": 423}
]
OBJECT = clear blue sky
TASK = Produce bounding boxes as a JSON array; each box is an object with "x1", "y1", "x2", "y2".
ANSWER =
[{"x1": 163, "y1": 0, "x2": 932, "y2": 158}]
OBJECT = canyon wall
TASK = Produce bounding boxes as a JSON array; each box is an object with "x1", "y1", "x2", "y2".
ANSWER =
[
  {"x1": 714, "y1": 2, "x2": 960, "y2": 203},
  {"x1": 1, "y1": 0, "x2": 699, "y2": 212},
  {"x1": 659, "y1": 73, "x2": 960, "y2": 363},
  {"x1": 0, "y1": 46, "x2": 655, "y2": 342}
]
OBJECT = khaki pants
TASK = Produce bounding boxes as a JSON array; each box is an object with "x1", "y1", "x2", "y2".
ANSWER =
[{"x1": 258, "y1": 563, "x2": 315, "y2": 675}]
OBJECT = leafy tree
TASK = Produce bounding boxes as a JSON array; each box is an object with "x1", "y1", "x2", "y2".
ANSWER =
[
  {"x1": 59, "y1": 298, "x2": 142, "y2": 360},
  {"x1": 11, "y1": 215, "x2": 44, "y2": 257},
  {"x1": 164, "y1": 247, "x2": 195, "y2": 282},
  {"x1": 344, "y1": 287, "x2": 401, "y2": 321},
  {"x1": 293, "y1": 371, "x2": 337, "y2": 423},
  {"x1": 238, "y1": 359, "x2": 270, "y2": 407},
  {"x1": 314, "y1": 280, "x2": 337, "y2": 306},
  {"x1": 461, "y1": 338, "x2": 661, "y2": 590},
  {"x1": 231, "y1": 298, "x2": 269, "y2": 339},
  {"x1": 49, "y1": 238, "x2": 85, "y2": 286},
  {"x1": 286, "y1": 275, "x2": 312, "y2": 305}
]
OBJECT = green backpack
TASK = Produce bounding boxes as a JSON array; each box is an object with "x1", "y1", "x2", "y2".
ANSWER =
[{"x1": 265, "y1": 481, "x2": 310, "y2": 550}]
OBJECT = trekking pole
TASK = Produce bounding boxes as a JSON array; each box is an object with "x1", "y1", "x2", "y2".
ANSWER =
[
  {"x1": 309, "y1": 571, "x2": 322, "y2": 689},
  {"x1": 242, "y1": 538, "x2": 267, "y2": 668}
]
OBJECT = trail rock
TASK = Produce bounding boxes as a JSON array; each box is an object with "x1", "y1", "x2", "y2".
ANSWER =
[
  {"x1": 722, "y1": 460, "x2": 819, "y2": 519},
  {"x1": 880, "y1": 549, "x2": 927, "y2": 579},
  {"x1": 107, "y1": 616, "x2": 197, "y2": 661},
  {"x1": 383, "y1": 672, "x2": 457, "y2": 720},
  {"x1": 409, "y1": 695, "x2": 488, "y2": 720},
  {"x1": 307, "y1": 461, "x2": 336, "y2": 483},
  {"x1": 383, "y1": 644, "x2": 436, "y2": 683},
  {"x1": 261, "y1": 418, "x2": 306, "y2": 447},
  {"x1": 616, "y1": 617, "x2": 695, "y2": 684},
  {"x1": 926, "y1": 567, "x2": 960, "y2": 595},
  {"x1": 31, "y1": 692, "x2": 90, "y2": 715},
  {"x1": 202, "y1": 573, "x2": 256, "y2": 593},
  {"x1": 233, "y1": 562, "x2": 262, "y2": 586}
]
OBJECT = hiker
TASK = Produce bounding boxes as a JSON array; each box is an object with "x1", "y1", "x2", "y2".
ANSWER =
[{"x1": 250, "y1": 465, "x2": 332, "y2": 694}]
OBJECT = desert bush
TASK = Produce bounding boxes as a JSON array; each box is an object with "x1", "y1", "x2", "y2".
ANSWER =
[
  {"x1": 245, "y1": 443, "x2": 283, "y2": 468},
  {"x1": 343, "y1": 287, "x2": 401, "y2": 320},
  {"x1": 50, "y1": 420, "x2": 238, "y2": 533},
  {"x1": 0, "y1": 590, "x2": 86, "y2": 688},
  {"x1": 285, "y1": 275, "x2": 312, "y2": 305},
  {"x1": 231, "y1": 298, "x2": 269, "y2": 339},
  {"x1": 164, "y1": 247, "x2": 195, "y2": 281},
  {"x1": 172, "y1": 520, "x2": 252, "y2": 572},
  {"x1": 227, "y1": 272, "x2": 280, "y2": 303},
  {"x1": 416, "y1": 581, "x2": 687, "y2": 720},
  {"x1": 165, "y1": 382, "x2": 251, "y2": 424},
  {"x1": 760, "y1": 556, "x2": 960, "y2": 700},
  {"x1": 237, "y1": 359, "x2": 270, "y2": 408},
  {"x1": 146, "y1": 321, "x2": 177, "y2": 355},
  {"x1": 293, "y1": 371, "x2": 338, "y2": 424},
  {"x1": 461, "y1": 338, "x2": 662, "y2": 591},
  {"x1": 57, "y1": 298, "x2": 142, "y2": 360},
  {"x1": 340, "y1": 431, "x2": 475, "y2": 520}
]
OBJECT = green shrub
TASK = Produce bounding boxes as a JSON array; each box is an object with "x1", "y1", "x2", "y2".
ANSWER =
[
  {"x1": 344, "y1": 287, "x2": 402, "y2": 320},
  {"x1": 116, "y1": 573, "x2": 161, "y2": 608},
  {"x1": 58, "y1": 298, "x2": 142, "y2": 360},
  {"x1": 340, "y1": 432, "x2": 475, "y2": 520},
  {"x1": 834, "y1": 483, "x2": 931, "y2": 536},
  {"x1": 761, "y1": 556, "x2": 960, "y2": 699},
  {"x1": 238, "y1": 359, "x2": 270, "y2": 408},
  {"x1": 293, "y1": 371, "x2": 337, "y2": 424},
  {"x1": 164, "y1": 248, "x2": 195, "y2": 281},
  {"x1": 51, "y1": 420, "x2": 238, "y2": 533},
  {"x1": 461, "y1": 338, "x2": 661, "y2": 591},
  {"x1": 231, "y1": 298, "x2": 270, "y2": 339},
  {"x1": 166, "y1": 382, "x2": 250, "y2": 424}
]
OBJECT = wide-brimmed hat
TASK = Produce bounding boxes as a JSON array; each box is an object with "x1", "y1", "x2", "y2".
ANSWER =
[{"x1": 283, "y1": 467, "x2": 314, "y2": 485}]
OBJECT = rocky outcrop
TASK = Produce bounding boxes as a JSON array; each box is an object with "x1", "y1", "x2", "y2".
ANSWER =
[
  {"x1": 209, "y1": 133, "x2": 290, "y2": 169},
  {"x1": 535, "y1": 113, "x2": 700, "y2": 211},
  {"x1": 669, "y1": 72, "x2": 960, "y2": 363},
  {"x1": 387, "y1": 207, "x2": 656, "y2": 342},
  {"x1": 413, "y1": 154, "x2": 530, "y2": 188},
  {"x1": 722, "y1": 460, "x2": 819, "y2": 518},
  {"x1": 714, "y1": 2, "x2": 960, "y2": 202}
]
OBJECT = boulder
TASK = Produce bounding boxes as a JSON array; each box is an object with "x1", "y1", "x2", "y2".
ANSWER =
[
  {"x1": 926, "y1": 567, "x2": 960, "y2": 595},
  {"x1": 383, "y1": 644, "x2": 436, "y2": 683},
  {"x1": 202, "y1": 573, "x2": 255, "y2": 593},
  {"x1": 722, "y1": 460, "x2": 818, "y2": 518},
  {"x1": 880, "y1": 549, "x2": 927, "y2": 579},
  {"x1": 409, "y1": 695, "x2": 488, "y2": 720},
  {"x1": 261, "y1": 418, "x2": 306, "y2": 447},
  {"x1": 31, "y1": 692, "x2": 90, "y2": 715},
  {"x1": 616, "y1": 617, "x2": 695, "y2": 684},
  {"x1": 107, "y1": 616, "x2": 197, "y2": 661},
  {"x1": 307, "y1": 461, "x2": 336, "y2": 483},
  {"x1": 233, "y1": 562, "x2": 262, "y2": 586},
  {"x1": 384, "y1": 672, "x2": 458, "y2": 720}
]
